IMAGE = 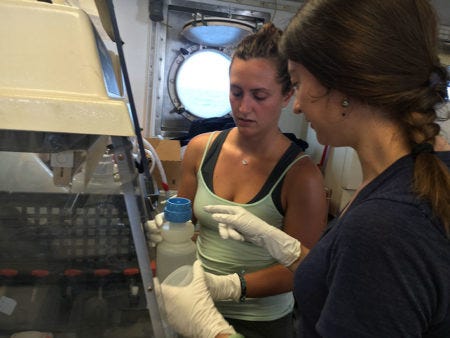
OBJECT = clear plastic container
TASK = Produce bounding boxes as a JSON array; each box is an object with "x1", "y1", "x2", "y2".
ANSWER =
[
  {"x1": 161, "y1": 265, "x2": 193, "y2": 287},
  {"x1": 159, "y1": 265, "x2": 193, "y2": 338},
  {"x1": 156, "y1": 197, "x2": 197, "y2": 282}
]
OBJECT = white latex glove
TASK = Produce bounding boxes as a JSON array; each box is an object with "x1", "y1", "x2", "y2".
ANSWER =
[
  {"x1": 153, "y1": 260, "x2": 236, "y2": 338},
  {"x1": 204, "y1": 271, "x2": 241, "y2": 302},
  {"x1": 144, "y1": 212, "x2": 165, "y2": 244},
  {"x1": 145, "y1": 212, "x2": 195, "y2": 245},
  {"x1": 204, "y1": 205, "x2": 301, "y2": 267}
]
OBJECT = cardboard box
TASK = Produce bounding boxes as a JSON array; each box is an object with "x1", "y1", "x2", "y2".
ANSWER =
[{"x1": 146, "y1": 138, "x2": 182, "y2": 191}]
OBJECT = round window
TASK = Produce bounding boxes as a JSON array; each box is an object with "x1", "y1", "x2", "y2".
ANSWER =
[
  {"x1": 181, "y1": 17, "x2": 255, "y2": 47},
  {"x1": 173, "y1": 48, "x2": 231, "y2": 119}
]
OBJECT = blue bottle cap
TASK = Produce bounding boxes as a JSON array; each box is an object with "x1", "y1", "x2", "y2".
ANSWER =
[{"x1": 164, "y1": 197, "x2": 192, "y2": 223}]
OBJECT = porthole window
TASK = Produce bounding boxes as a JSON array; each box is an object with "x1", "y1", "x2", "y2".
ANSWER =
[
  {"x1": 181, "y1": 17, "x2": 255, "y2": 47},
  {"x1": 168, "y1": 47, "x2": 232, "y2": 119},
  {"x1": 167, "y1": 17, "x2": 256, "y2": 120},
  {"x1": 160, "y1": 6, "x2": 269, "y2": 137}
]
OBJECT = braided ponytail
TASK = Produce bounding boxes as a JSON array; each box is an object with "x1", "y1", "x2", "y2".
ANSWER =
[
  {"x1": 412, "y1": 150, "x2": 450, "y2": 234},
  {"x1": 403, "y1": 66, "x2": 450, "y2": 235}
]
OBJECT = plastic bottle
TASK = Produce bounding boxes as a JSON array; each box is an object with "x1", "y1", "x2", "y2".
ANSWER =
[
  {"x1": 159, "y1": 265, "x2": 194, "y2": 338},
  {"x1": 162, "y1": 265, "x2": 193, "y2": 287},
  {"x1": 156, "y1": 197, "x2": 197, "y2": 282}
]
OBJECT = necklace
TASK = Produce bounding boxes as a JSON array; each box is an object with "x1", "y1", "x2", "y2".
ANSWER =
[{"x1": 241, "y1": 159, "x2": 248, "y2": 165}]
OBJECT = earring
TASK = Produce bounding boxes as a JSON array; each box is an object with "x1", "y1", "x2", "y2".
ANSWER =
[{"x1": 341, "y1": 98, "x2": 350, "y2": 107}]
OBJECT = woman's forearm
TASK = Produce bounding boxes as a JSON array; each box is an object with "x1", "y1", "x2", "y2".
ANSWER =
[{"x1": 287, "y1": 244, "x2": 310, "y2": 272}]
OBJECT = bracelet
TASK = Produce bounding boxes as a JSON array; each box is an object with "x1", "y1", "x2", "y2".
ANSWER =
[
  {"x1": 228, "y1": 334, "x2": 245, "y2": 338},
  {"x1": 237, "y1": 272, "x2": 246, "y2": 303}
]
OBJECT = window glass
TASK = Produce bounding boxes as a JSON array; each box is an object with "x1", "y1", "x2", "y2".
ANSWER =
[
  {"x1": 175, "y1": 49, "x2": 231, "y2": 119},
  {"x1": 447, "y1": 66, "x2": 450, "y2": 99}
]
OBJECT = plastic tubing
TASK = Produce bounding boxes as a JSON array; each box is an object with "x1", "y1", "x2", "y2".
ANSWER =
[
  {"x1": 144, "y1": 149, "x2": 156, "y2": 173},
  {"x1": 142, "y1": 138, "x2": 169, "y2": 192},
  {"x1": 131, "y1": 150, "x2": 156, "y2": 174},
  {"x1": 142, "y1": 149, "x2": 160, "y2": 195}
]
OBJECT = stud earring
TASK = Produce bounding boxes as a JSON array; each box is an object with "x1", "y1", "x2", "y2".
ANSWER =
[{"x1": 341, "y1": 98, "x2": 350, "y2": 107}]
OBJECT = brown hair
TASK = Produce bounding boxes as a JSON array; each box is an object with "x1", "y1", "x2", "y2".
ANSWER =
[
  {"x1": 232, "y1": 22, "x2": 292, "y2": 95},
  {"x1": 281, "y1": 0, "x2": 450, "y2": 234}
]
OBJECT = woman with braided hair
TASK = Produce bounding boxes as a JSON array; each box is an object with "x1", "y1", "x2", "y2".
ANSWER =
[
  {"x1": 272, "y1": 0, "x2": 450, "y2": 336},
  {"x1": 156, "y1": 1, "x2": 450, "y2": 337}
]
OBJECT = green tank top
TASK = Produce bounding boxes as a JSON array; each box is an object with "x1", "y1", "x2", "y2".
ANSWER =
[{"x1": 194, "y1": 130, "x2": 308, "y2": 321}]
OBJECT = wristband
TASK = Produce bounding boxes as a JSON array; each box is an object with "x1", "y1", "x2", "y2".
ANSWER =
[
  {"x1": 229, "y1": 334, "x2": 245, "y2": 338},
  {"x1": 237, "y1": 272, "x2": 246, "y2": 303}
]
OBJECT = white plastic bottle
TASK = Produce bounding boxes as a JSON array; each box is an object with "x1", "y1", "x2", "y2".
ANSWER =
[{"x1": 156, "y1": 197, "x2": 197, "y2": 282}]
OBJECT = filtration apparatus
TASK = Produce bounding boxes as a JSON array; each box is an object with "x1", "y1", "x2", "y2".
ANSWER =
[{"x1": 0, "y1": 1, "x2": 167, "y2": 337}]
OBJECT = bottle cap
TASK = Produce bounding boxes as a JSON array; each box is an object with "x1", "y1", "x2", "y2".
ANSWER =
[{"x1": 164, "y1": 197, "x2": 192, "y2": 223}]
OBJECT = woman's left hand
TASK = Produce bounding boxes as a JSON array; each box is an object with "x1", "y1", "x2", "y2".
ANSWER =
[{"x1": 204, "y1": 205, "x2": 302, "y2": 267}]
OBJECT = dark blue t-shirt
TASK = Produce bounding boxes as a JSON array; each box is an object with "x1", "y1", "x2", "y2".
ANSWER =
[{"x1": 294, "y1": 152, "x2": 450, "y2": 338}]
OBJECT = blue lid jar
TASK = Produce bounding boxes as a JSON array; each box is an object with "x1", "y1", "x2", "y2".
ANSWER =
[{"x1": 164, "y1": 197, "x2": 192, "y2": 223}]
